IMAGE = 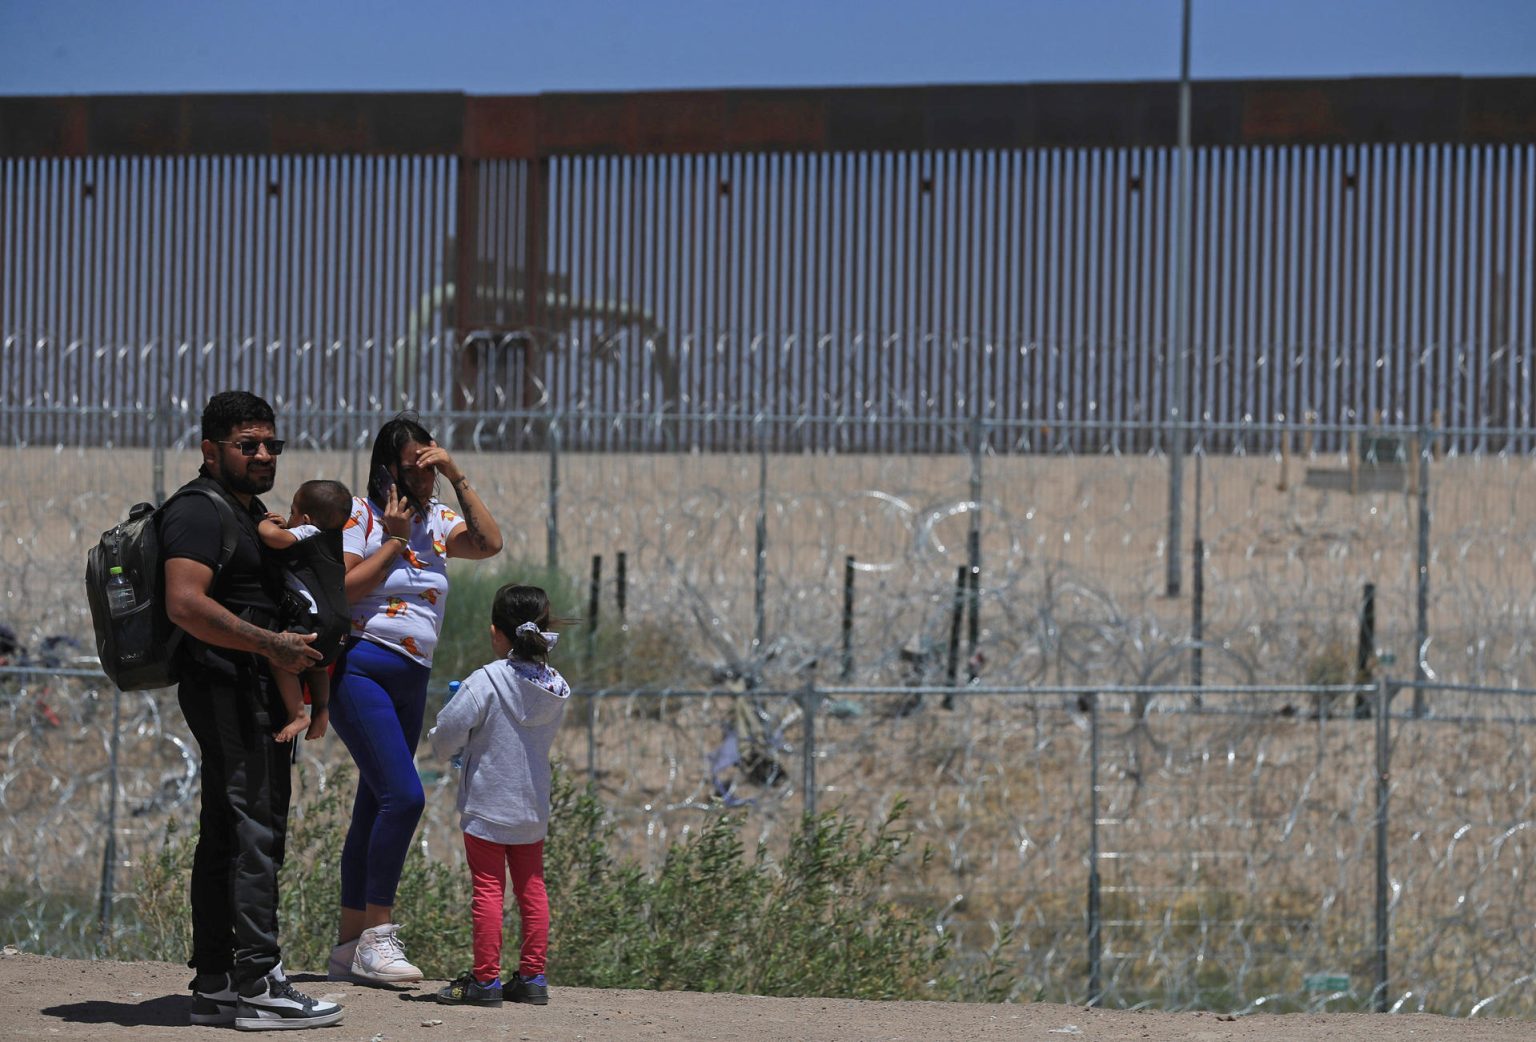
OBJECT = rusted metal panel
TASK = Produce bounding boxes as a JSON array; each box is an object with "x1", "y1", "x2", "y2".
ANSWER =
[
  {"x1": 465, "y1": 96, "x2": 540, "y2": 159},
  {"x1": 8, "y1": 79, "x2": 1536, "y2": 160}
]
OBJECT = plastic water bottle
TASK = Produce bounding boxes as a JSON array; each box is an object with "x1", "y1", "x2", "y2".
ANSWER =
[
  {"x1": 105, "y1": 566, "x2": 137, "y2": 617},
  {"x1": 447, "y1": 680, "x2": 463, "y2": 769}
]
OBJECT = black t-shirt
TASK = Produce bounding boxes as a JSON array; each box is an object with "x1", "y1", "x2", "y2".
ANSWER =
[{"x1": 159, "y1": 473, "x2": 281, "y2": 672}]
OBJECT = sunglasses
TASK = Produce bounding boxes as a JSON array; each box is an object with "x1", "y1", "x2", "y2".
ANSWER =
[{"x1": 217, "y1": 438, "x2": 286, "y2": 457}]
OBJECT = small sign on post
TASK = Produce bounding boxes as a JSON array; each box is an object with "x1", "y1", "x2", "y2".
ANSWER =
[{"x1": 1303, "y1": 972, "x2": 1351, "y2": 993}]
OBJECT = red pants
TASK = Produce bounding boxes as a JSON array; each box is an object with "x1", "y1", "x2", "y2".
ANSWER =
[{"x1": 463, "y1": 833, "x2": 548, "y2": 982}]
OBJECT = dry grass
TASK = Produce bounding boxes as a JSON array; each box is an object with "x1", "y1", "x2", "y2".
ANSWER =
[{"x1": 13, "y1": 445, "x2": 1536, "y2": 690}]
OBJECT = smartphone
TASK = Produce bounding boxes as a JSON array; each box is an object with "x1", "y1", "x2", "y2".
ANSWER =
[{"x1": 372, "y1": 464, "x2": 397, "y2": 504}]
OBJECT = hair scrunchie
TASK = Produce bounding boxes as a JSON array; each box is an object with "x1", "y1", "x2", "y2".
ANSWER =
[{"x1": 514, "y1": 620, "x2": 560, "y2": 650}]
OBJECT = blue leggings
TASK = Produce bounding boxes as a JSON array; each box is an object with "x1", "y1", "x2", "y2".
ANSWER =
[{"x1": 329, "y1": 638, "x2": 432, "y2": 910}]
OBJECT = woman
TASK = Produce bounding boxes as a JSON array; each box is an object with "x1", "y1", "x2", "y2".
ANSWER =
[{"x1": 326, "y1": 415, "x2": 503, "y2": 984}]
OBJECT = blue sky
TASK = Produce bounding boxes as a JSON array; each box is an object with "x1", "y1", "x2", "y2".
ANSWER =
[{"x1": 1, "y1": 0, "x2": 1534, "y2": 95}]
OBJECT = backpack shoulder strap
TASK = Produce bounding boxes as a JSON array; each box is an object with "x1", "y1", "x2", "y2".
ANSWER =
[{"x1": 162, "y1": 486, "x2": 241, "y2": 581}]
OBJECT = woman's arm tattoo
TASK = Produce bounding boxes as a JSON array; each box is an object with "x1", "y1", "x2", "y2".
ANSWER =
[{"x1": 455, "y1": 485, "x2": 496, "y2": 553}]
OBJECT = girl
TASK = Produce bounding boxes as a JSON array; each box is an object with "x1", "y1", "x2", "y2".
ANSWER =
[{"x1": 427, "y1": 584, "x2": 571, "y2": 1007}]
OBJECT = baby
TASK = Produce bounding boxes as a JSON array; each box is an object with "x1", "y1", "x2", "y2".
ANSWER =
[{"x1": 257, "y1": 479, "x2": 353, "y2": 743}]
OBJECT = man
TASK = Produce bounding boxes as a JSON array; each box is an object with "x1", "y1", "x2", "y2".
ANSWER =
[{"x1": 162, "y1": 390, "x2": 343, "y2": 1031}]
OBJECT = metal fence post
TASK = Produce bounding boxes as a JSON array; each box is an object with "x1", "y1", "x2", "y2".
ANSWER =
[
  {"x1": 587, "y1": 554, "x2": 601, "y2": 782},
  {"x1": 546, "y1": 411, "x2": 560, "y2": 573},
  {"x1": 1413, "y1": 426, "x2": 1431, "y2": 718},
  {"x1": 1164, "y1": 0, "x2": 1193, "y2": 599},
  {"x1": 151, "y1": 404, "x2": 167, "y2": 507},
  {"x1": 97, "y1": 684, "x2": 124, "y2": 949},
  {"x1": 1087, "y1": 689, "x2": 1103, "y2": 1007},
  {"x1": 753, "y1": 417, "x2": 768, "y2": 664},
  {"x1": 801, "y1": 681, "x2": 818, "y2": 823},
  {"x1": 1191, "y1": 438, "x2": 1204, "y2": 694},
  {"x1": 966, "y1": 414, "x2": 983, "y2": 685},
  {"x1": 841, "y1": 556, "x2": 855, "y2": 681},
  {"x1": 1373, "y1": 676, "x2": 1392, "y2": 1012}
]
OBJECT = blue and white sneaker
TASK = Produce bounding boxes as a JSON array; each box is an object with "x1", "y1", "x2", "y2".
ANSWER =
[
  {"x1": 189, "y1": 972, "x2": 238, "y2": 1026},
  {"x1": 234, "y1": 968, "x2": 343, "y2": 1031}
]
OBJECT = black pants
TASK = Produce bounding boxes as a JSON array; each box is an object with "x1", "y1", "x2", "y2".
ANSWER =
[{"x1": 177, "y1": 661, "x2": 291, "y2": 987}]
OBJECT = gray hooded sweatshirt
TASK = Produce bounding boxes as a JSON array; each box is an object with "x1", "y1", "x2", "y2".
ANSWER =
[{"x1": 427, "y1": 657, "x2": 570, "y2": 845}]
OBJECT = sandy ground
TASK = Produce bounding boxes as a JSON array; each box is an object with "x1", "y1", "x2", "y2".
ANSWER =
[{"x1": 3, "y1": 951, "x2": 1532, "y2": 1042}]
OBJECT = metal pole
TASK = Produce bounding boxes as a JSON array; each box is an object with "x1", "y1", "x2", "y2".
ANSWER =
[
  {"x1": 841, "y1": 556, "x2": 855, "y2": 681},
  {"x1": 1191, "y1": 538, "x2": 1204, "y2": 686},
  {"x1": 546, "y1": 413, "x2": 560, "y2": 573},
  {"x1": 1357, "y1": 581, "x2": 1377, "y2": 719},
  {"x1": 1373, "y1": 677, "x2": 1392, "y2": 1012},
  {"x1": 1357, "y1": 583, "x2": 1377, "y2": 681},
  {"x1": 966, "y1": 549, "x2": 981, "y2": 682},
  {"x1": 1087, "y1": 690, "x2": 1103, "y2": 1006},
  {"x1": 967, "y1": 414, "x2": 983, "y2": 681},
  {"x1": 944, "y1": 564, "x2": 965, "y2": 707},
  {"x1": 753, "y1": 421, "x2": 767, "y2": 666},
  {"x1": 801, "y1": 681, "x2": 818, "y2": 822},
  {"x1": 1165, "y1": 0, "x2": 1193, "y2": 598},
  {"x1": 587, "y1": 555, "x2": 601, "y2": 781},
  {"x1": 587, "y1": 555, "x2": 602, "y2": 654},
  {"x1": 97, "y1": 685, "x2": 124, "y2": 948},
  {"x1": 616, "y1": 551, "x2": 628, "y2": 625},
  {"x1": 1191, "y1": 441, "x2": 1204, "y2": 691},
  {"x1": 1413, "y1": 426, "x2": 1431, "y2": 718},
  {"x1": 151, "y1": 405, "x2": 167, "y2": 507}
]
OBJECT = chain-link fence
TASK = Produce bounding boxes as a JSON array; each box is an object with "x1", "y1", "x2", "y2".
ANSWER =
[
  {"x1": 3, "y1": 389, "x2": 1536, "y2": 1014},
  {"x1": 7, "y1": 401, "x2": 1534, "y2": 694},
  {"x1": 5, "y1": 669, "x2": 1536, "y2": 1015}
]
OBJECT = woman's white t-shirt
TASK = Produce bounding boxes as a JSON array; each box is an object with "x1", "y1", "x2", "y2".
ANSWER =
[{"x1": 342, "y1": 496, "x2": 463, "y2": 667}]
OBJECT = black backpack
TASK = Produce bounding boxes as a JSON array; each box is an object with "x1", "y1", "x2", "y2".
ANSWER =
[{"x1": 85, "y1": 487, "x2": 239, "y2": 690}]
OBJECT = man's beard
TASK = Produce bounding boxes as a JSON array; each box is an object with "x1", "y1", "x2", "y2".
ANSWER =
[{"x1": 224, "y1": 467, "x2": 275, "y2": 496}]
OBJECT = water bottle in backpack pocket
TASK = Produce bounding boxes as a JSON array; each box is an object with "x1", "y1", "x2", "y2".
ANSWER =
[{"x1": 105, "y1": 566, "x2": 138, "y2": 616}]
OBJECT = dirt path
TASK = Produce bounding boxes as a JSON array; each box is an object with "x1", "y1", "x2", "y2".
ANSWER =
[{"x1": 2, "y1": 951, "x2": 1531, "y2": 1042}]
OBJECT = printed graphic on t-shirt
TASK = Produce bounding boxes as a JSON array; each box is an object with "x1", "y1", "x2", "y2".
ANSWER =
[{"x1": 342, "y1": 496, "x2": 463, "y2": 666}]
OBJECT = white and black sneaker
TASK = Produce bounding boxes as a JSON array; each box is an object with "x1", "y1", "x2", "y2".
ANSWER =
[
  {"x1": 189, "y1": 972, "x2": 238, "y2": 1026},
  {"x1": 234, "y1": 970, "x2": 343, "y2": 1031}
]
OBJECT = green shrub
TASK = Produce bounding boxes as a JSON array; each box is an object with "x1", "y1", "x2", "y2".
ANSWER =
[
  {"x1": 542, "y1": 771, "x2": 950, "y2": 998},
  {"x1": 435, "y1": 557, "x2": 700, "y2": 690},
  {"x1": 127, "y1": 765, "x2": 958, "y2": 1001},
  {"x1": 115, "y1": 816, "x2": 195, "y2": 962},
  {"x1": 121, "y1": 764, "x2": 471, "y2": 976}
]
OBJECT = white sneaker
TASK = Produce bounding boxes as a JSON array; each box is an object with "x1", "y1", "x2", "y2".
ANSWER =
[
  {"x1": 326, "y1": 939, "x2": 359, "y2": 981},
  {"x1": 349, "y1": 923, "x2": 423, "y2": 983},
  {"x1": 234, "y1": 971, "x2": 344, "y2": 1031}
]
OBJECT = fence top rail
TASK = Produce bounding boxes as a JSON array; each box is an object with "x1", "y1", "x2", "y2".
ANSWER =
[
  {"x1": 7, "y1": 400, "x2": 1535, "y2": 444},
  {"x1": 5, "y1": 77, "x2": 1535, "y2": 159},
  {"x1": 9, "y1": 668, "x2": 1536, "y2": 707}
]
